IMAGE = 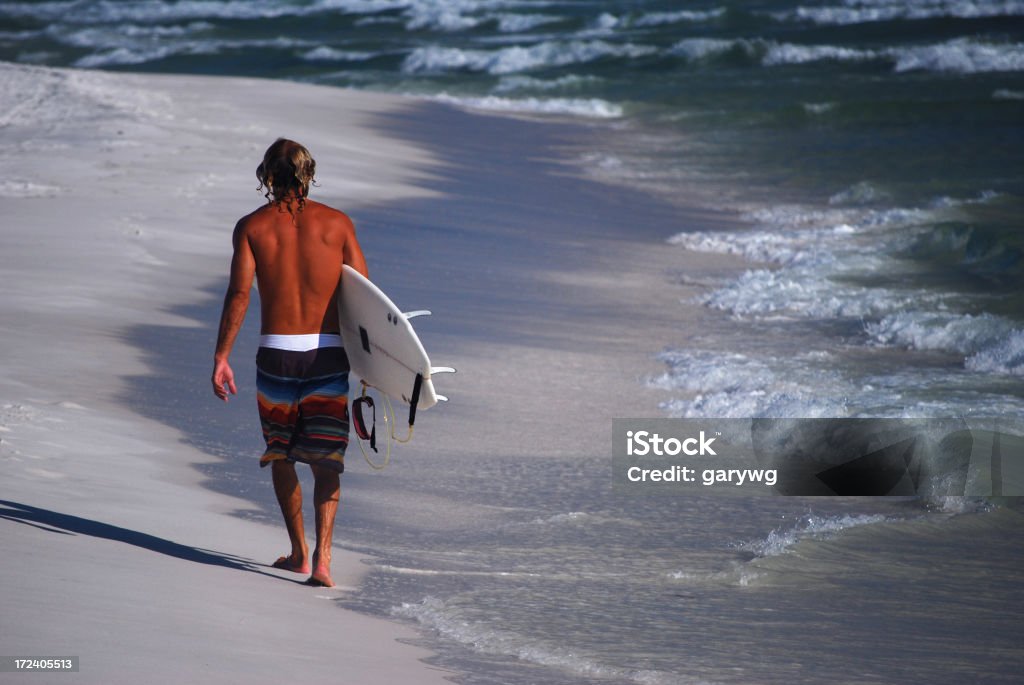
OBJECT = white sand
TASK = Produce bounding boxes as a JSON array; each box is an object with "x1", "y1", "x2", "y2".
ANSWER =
[{"x1": 0, "y1": 62, "x2": 452, "y2": 684}]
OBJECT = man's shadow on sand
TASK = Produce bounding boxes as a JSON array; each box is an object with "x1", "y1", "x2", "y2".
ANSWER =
[{"x1": 0, "y1": 499, "x2": 296, "y2": 583}]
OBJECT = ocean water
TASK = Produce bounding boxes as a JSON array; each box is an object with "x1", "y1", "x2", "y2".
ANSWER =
[
  {"x1": 3, "y1": 0, "x2": 1023, "y2": 419},
  {"x1": 9, "y1": 1, "x2": 1024, "y2": 683}
]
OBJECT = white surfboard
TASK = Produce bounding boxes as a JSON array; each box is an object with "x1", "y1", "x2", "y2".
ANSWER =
[{"x1": 337, "y1": 265, "x2": 446, "y2": 423}]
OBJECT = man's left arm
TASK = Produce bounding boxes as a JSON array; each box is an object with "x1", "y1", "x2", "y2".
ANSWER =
[
  {"x1": 212, "y1": 220, "x2": 256, "y2": 402},
  {"x1": 341, "y1": 212, "x2": 368, "y2": 278}
]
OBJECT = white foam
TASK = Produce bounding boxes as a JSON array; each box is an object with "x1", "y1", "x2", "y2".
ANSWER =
[
  {"x1": 17, "y1": 0, "x2": 579, "y2": 49},
  {"x1": 866, "y1": 311, "x2": 1017, "y2": 355},
  {"x1": 49, "y1": 22, "x2": 213, "y2": 49},
  {"x1": 671, "y1": 37, "x2": 880, "y2": 66},
  {"x1": 670, "y1": 35, "x2": 1024, "y2": 74},
  {"x1": 993, "y1": 88, "x2": 1024, "y2": 100},
  {"x1": 739, "y1": 203, "x2": 863, "y2": 229},
  {"x1": 668, "y1": 199, "x2": 977, "y2": 324},
  {"x1": 661, "y1": 390, "x2": 845, "y2": 420},
  {"x1": 402, "y1": 40, "x2": 657, "y2": 75},
  {"x1": 376, "y1": 565, "x2": 541, "y2": 578},
  {"x1": 700, "y1": 267, "x2": 933, "y2": 320},
  {"x1": 803, "y1": 101, "x2": 836, "y2": 115},
  {"x1": 494, "y1": 13, "x2": 563, "y2": 33},
  {"x1": 698, "y1": 234, "x2": 964, "y2": 319},
  {"x1": 70, "y1": 35, "x2": 315, "y2": 68},
  {"x1": 635, "y1": 8, "x2": 726, "y2": 27},
  {"x1": 669, "y1": 227, "x2": 825, "y2": 266},
  {"x1": 393, "y1": 597, "x2": 707, "y2": 685},
  {"x1": 829, "y1": 181, "x2": 893, "y2": 206},
  {"x1": 428, "y1": 92, "x2": 622, "y2": 118},
  {"x1": 648, "y1": 344, "x2": 1017, "y2": 417},
  {"x1": 301, "y1": 46, "x2": 381, "y2": 62},
  {"x1": 353, "y1": 15, "x2": 404, "y2": 27},
  {"x1": 762, "y1": 42, "x2": 878, "y2": 66},
  {"x1": 650, "y1": 349, "x2": 852, "y2": 418},
  {"x1": 670, "y1": 37, "x2": 741, "y2": 61},
  {"x1": 404, "y1": 4, "x2": 480, "y2": 31},
  {"x1": 742, "y1": 514, "x2": 889, "y2": 558},
  {"x1": 74, "y1": 45, "x2": 182, "y2": 68},
  {"x1": 589, "y1": 12, "x2": 621, "y2": 34},
  {"x1": 965, "y1": 329, "x2": 1024, "y2": 375},
  {"x1": 932, "y1": 496, "x2": 993, "y2": 514},
  {"x1": 529, "y1": 511, "x2": 590, "y2": 525},
  {"x1": 1, "y1": 0, "x2": 316, "y2": 22},
  {"x1": 494, "y1": 73, "x2": 600, "y2": 93},
  {"x1": 0, "y1": 0, "x2": 420, "y2": 23},
  {"x1": 860, "y1": 310, "x2": 1024, "y2": 378},
  {"x1": 776, "y1": 0, "x2": 1024, "y2": 26},
  {"x1": 893, "y1": 38, "x2": 1024, "y2": 74}
]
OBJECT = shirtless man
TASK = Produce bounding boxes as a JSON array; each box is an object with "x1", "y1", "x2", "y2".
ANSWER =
[{"x1": 212, "y1": 138, "x2": 367, "y2": 588}]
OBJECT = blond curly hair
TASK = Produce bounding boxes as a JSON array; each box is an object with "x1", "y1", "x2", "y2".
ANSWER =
[{"x1": 256, "y1": 138, "x2": 317, "y2": 211}]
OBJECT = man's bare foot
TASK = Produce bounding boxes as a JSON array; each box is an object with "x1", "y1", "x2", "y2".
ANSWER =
[
  {"x1": 305, "y1": 572, "x2": 334, "y2": 587},
  {"x1": 272, "y1": 554, "x2": 311, "y2": 574},
  {"x1": 306, "y1": 551, "x2": 334, "y2": 587}
]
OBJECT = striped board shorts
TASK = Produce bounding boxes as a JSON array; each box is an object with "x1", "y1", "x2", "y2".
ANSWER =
[{"x1": 255, "y1": 337, "x2": 350, "y2": 473}]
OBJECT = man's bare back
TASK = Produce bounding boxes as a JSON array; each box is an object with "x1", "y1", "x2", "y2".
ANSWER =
[{"x1": 236, "y1": 199, "x2": 368, "y2": 336}]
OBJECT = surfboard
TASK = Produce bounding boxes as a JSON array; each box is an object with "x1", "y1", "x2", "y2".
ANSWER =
[{"x1": 337, "y1": 265, "x2": 450, "y2": 424}]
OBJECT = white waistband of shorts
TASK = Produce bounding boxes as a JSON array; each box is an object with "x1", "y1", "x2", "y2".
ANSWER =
[{"x1": 259, "y1": 333, "x2": 344, "y2": 352}]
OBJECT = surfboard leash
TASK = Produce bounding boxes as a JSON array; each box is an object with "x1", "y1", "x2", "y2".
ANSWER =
[
  {"x1": 354, "y1": 382, "x2": 391, "y2": 470},
  {"x1": 353, "y1": 378, "x2": 423, "y2": 468},
  {"x1": 386, "y1": 391, "x2": 415, "y2": 444}
]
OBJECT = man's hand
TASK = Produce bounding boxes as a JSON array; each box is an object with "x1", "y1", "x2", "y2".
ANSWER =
[{"x1": 212, "y1": 357, "x2": 237, "y2": 402}]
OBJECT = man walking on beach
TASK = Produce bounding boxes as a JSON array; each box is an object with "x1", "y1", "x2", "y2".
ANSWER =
[{"x1": 211, "y1": 138, "x2": 367, "y2": 588}]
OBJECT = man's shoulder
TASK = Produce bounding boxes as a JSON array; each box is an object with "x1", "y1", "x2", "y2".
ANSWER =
[
  {"x1": 304, "y1": 199, "x2": 353, "y2": 225},
  {"x1": 236, "y1": 204, "x2": 273, "y2": 229}
]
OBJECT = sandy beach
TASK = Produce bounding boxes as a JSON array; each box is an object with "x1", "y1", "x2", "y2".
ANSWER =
[
  {"x1": 0, "y1": 61, "x2": 462, "y2": 683},
  {"x1": 0, "y1": 60, "x2": 740, "y2": 682}
]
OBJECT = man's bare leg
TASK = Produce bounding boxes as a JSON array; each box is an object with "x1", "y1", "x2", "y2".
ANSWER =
[
  {"x1": 307, "y1": 464, "x2": 340, "y2": 587},
  {"x1": 271, "y1": 460, "x2": 311, "y2": 574}
]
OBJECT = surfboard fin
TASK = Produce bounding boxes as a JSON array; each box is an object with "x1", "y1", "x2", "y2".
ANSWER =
[{"x1": 403, "y1": 310, "x2": 432, "y2": 319}]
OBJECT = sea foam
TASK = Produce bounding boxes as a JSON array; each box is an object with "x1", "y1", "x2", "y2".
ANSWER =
[
  {"x1": 671, "y1": 35, "x2": 1024, "y2": 74},
  {"x1": 776, "y1": 0, "x2": 1024, "y2": 26},
  {"x1": 741, "y1": 514, "x2": 890, "y2": 558},
  {"x1": 393, "y1": 597, "x2": 705, "y2": 685},
  {"x1": 893, "y1": 38, "x2": 1024, "y2": 74},
  {"x1": 649, "y1": 349, "x2": 853, "y2": 418},
  {"x1": 965, "y1": 329, "x2": 1024, "y2": 375},
  {"x1": 402, "y1": 40, "x2": 657, "y2": 75},
  {"x1": 635, "y1": 8, "x2": 727, "y2": 27},
  {"x1": 865, "y1": 311, "x2": 1017, "y2": 356},
  {"x1": 429, "y1": 92, "x2": 622, "y2": 118}
]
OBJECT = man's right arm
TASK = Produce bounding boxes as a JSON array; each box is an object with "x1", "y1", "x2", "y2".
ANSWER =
[{"x1": 212, "y1": 219, "x2": 256, "y2": 401}]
